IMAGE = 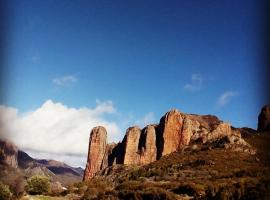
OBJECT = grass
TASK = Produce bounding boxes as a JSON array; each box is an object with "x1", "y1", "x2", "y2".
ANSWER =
[
  {"x1": 20, "y1": 194, "x2": 82, "y2": 200},
  {"x1": 21, "y1": 195, "x2": 68, "y2": 200}
]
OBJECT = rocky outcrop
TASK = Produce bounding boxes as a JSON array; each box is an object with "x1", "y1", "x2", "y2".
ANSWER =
[
  {"x1": 123, "y1": 126, "x2": 141, "y2": 165},
  {"x1": 0, "y1": 139, "x2": 18, "y2": 168},
  {"x1": 139, "y1": 125, "x2": 157, "y2": 165},
  {"x1": 84, "y1": 109, "x2": 251, "y2": 181},
  {"x1": 83, "y1": 126, "x2": 107, "y2": 180},
  {"x1": 158, "y1": 110, "x2": 184, "y2": 157},
  {"x1": 101, "y1": 143, "x2": 118, "y2": 169},
  {"x1": 258, "y1": 105, "x2": 270, "y2": 132}
]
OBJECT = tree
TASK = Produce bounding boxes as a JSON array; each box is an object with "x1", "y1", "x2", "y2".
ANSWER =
[{"x1": 26, "y1": 175, "x2": 50, "y2": 195}]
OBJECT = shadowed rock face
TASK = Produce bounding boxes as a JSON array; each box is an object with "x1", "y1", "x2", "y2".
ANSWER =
[
  {"x1": 102, "y1": 143, "x2": 118, "y2": 169},
  {"x1": 84, "y1": 109, "x2": 248, "y2": 181},
  {"x1": 0, "y1": 139, "x2": 18, "y2": 168},
  {"x1": 258, "y1": 105, "x2": 270, "y2": 132},
  {"x1": 83, "y1": 126, "x2": 107, "y2": 180},
  {"x1": 138, "y1": 125, "x2": 157, "y2": 165}
]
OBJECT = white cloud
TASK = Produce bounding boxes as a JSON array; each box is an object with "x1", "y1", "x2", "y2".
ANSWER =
[
  {"x1": 0, "y1": 100, "x2": 122, "y2": 167},
  {"x1": 217, "y1": 91, "x2": 238, "y2": 107},
  {"x1": 52, "y1": 75, "x2": 77, "y2": 86},
  {"x1": 184, "y1": 74, "x2": 203, "y2": 91},
  {"x1": 135, "y1": 112, "x2": 155, "y2": 128}
]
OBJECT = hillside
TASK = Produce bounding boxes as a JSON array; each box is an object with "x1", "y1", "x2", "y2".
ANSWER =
[
  {"x1": 80, "y1": 131, "x2": 270, "y2": 200},
  {"x1": 79, "y1": 105, "x2": 270, "y2": 200},
  {"x1": 0, "y1": 139, "x2": 83, "y2": 196}
]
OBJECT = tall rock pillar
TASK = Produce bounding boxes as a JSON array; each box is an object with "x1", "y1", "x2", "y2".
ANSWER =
[
  {"x1": 159, "y1": 110, "x2": 184, "y2": 156},
  {"x1": 83, "y1": 126, "x2": 107, "y2": 181}
]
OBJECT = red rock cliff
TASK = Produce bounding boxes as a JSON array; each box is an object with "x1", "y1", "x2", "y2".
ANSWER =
[
  {"x1": 83, "y1": 126, "x2": 107, "y2": 180},
  {"x1": 84, "y1": 109, "x2": 245, "y2": 181}
]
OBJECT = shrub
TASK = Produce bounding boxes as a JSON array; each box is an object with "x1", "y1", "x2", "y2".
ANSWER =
[
  {"x1": 49, "y1": 181, "x2": 65, "y2": 196},
  {"x1": 25, "y1": 175, "x2": 50, "y2": 195},
  {"x1": 81, "y1": 187, "x2": 100, "y2": 200},
  {"x1": 0, "y1": 182, "x2": 12, "y2": 200},
  {"x1": 81, "y1": 178, "x2": 113, "y2": 200},
  {"x1": 69, "y1": 182, "x2": 88, "y2": 195},
  {"x1": 11, "y1": 176, "x2": 25, "y2": 198}
]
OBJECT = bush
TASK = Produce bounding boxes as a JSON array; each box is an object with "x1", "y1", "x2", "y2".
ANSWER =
[
  {"x1": 80, "y1": 178, "x2": 113, "y2": 200},
  {"x1": 0, "y1": 182, "x2": 12, "y2": 200},
  {"x1": 25, "y1": 175, "x2": 50, "y2": 195},
  {"x1": 11, "y1": 176, "x2": 25, "y2": 198}
]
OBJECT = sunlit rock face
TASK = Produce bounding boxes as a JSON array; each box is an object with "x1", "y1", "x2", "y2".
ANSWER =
[
  {"x1": 157, "y1": 110, "x2": 184, "y2": 157},
  {"x1": 122, "y1": 126, "x2": 141, "y2": 165},
  {"x1": 83, "y1": 126, "x2": 107, "y2": 180},
  {"x1": 258, "y1": 105, "x2": 270, "y2": 132},
  {"x1": 84, "y1": 109, "x2": 248, "y2": 180}
]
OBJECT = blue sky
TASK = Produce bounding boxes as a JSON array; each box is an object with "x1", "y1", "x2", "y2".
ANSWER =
[{"x1": 0, "y1": 0, "x2": 267, "y2": 166}]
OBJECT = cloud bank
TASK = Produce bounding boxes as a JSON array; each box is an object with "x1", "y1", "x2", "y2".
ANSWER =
[{"x1": 0, "y1": 100, "x2": 122, "y2": 167}]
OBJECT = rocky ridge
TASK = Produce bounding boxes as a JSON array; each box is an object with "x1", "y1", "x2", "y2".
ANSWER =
[
  {"x1": 84, "y1": 109, "x2": 252, "y2": 180},
  {"x1": 0, "y1": 139, "x2": 83, "y2": 187}
]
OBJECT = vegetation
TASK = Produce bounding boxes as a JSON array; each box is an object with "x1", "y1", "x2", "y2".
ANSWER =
[
  {"x1": 0, "y1": 182, "x2": 12, "y2": 200},
  {"x1": 1, "y1": 132, "x2": 269, "y2": 199},
  {"x1": 25, "y1": 175, "x2": 50, "y2": 195},
  {"x1": 75, "y1": 132, "x2": 270, "y2": 199}
]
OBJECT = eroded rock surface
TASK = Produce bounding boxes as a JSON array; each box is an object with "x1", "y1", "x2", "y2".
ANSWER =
[
  {"x1": 139, "y1": 125, "x2": 157, "y2": 165},
  {"x1": 0, "y1": 139, "x2": 18, "y2": 168},
  {"x1": 123, "y1": 126, "x2": 141, "y2": 165},
  {"x1": 84, "y1": 109, "x2": 252, "y2": 180},
  {"x1": 83, "y1": 126, "x2": 107, "y2": 180},
  {"x1": 158, "y1": 110, "x2": 184, "y2": 157}
]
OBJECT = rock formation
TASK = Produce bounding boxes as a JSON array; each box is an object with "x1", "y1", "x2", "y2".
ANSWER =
[
  {"x1": 158, "y1": 110, "x2": 184, "y2": 157},
  {"x1": 0, "y1": 139, "x2": 18, "y2": 168},
  {"x1": 138, "y1": 125, "x2": 157, "y2": 165},
  {"x1": 83, "y1": 109, "x2": 250, "y2": 181},
  {"x1": 122, "y1": 126, "x2": 141, "y2": 165},
  {"x1": 258, "y1": 105, "x2": 270, "y2": 132},
  {"x1": 83, "y1": 126, "x2": 107, "y2": 180}
]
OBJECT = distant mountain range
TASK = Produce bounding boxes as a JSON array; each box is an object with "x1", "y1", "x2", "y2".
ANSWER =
[{"x1": 0, "y1": 139, "x2": 83, "y2": 187}]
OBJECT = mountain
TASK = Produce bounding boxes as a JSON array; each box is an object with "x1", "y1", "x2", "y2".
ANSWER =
[
  {"x1": 0, "y1": 139, "x2": 83, "y2": 188},
  {"x1": 83, "y1": 109, "x2": 252, "y2": 180},
  {"x1": 81, "y1": 105, "x2": 270, "y2": 199}
]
